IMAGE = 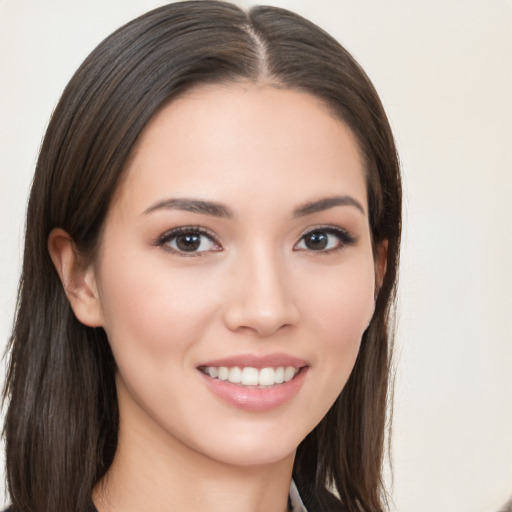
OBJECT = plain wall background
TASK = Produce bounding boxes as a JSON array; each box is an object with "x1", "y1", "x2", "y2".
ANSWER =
[{"x1": 1, "y1": 1, "x2": 511, "y2": 510}]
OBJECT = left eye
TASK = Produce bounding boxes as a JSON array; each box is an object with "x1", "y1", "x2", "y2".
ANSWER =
[
  {"x1": 160, "y1": 229, "x2": 220, "y2": 254},
  {"x1": 294, "y1": 227, "x2": 354, "y2": 252}
]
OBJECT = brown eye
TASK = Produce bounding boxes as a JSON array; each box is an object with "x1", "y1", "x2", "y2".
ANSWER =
[
  {"x1": 159, "y1": 228, "x2": 220, "y2": 255},
  {"x1": 295, "y1": 227, "x2": 355, "y2": 252},
  {"x1": 303, "y1": 231, "x2": 329, "y2": 250},
  {"x1": 175, "y1": 233, "x2": 202, "y2": 252}
]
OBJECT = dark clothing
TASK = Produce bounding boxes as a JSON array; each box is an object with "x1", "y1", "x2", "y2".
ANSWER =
[{"x1": 2, "y1": 483, "x2": 343, "y2": 511}]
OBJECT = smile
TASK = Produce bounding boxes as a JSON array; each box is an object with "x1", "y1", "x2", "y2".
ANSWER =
[
  {"x1": 197, "y1": 354, "x2": 309, "y2": 411},
  {"x1": 200, "y1": 366, "x2": 300, "y2": 387}
]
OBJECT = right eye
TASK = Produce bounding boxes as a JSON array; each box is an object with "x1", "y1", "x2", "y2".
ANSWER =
[{"x1": 158, "y1": 227, "x2": 221, "y2": 256}]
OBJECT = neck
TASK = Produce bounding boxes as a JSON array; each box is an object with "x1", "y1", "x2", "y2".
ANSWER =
[{"x1": 93, "y1": 408, "x2": 295, "y2": 512}]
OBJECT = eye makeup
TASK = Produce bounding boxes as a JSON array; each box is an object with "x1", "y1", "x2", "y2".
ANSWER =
[
  {"x1": 152, "y1": 222, "x2": 356, "y2": 258},
  {"x1": 154, "y1": 226, "x2": 222, "y2": 256},
  {"x1": 294, "y1": 225, "x2": 356, "y2": 253}
]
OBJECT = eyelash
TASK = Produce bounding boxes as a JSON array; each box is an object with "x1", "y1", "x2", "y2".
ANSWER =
[
  {"x1": 155, "y1": 226, "x2": 221, "y2": 257},
  {"x1": 294, "y1": 226, "x2": 356, "y2": 253},
  {"x1": 154, "y1": 225, "x2": 355, "y2": 256}
]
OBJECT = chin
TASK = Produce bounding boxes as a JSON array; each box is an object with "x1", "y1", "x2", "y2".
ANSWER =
[
  {"x1": 176, "y1": 421, "x2": 304, "y2": 469},
  {"x1": 204, "y1": 442, "x2": 297, "y2": 469}
]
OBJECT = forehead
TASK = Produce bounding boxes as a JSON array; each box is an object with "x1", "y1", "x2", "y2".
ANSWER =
[{"x1": 114, "y1": 83, "x2": 367, "y2": 216}]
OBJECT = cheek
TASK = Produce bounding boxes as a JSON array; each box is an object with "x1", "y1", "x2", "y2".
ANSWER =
[
  {"x1": 301, "y1": 258, "x2": 375, "y2": 337},
  {"x1": 96, "y1": 250, "x2": 221, "y2": 358},
  {"x1": 298, "y1": 257, "x2": 375, "y2": 386}
]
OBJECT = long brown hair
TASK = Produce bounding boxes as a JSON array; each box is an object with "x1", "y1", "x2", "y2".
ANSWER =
[{"x1": 3, "y1": 2, "x2": 401, "y2": 511}]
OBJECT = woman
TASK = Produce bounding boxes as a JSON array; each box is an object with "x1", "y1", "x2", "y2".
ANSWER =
[{"x1": 3, "y1": 2, "x2": 401, "y2": 511}]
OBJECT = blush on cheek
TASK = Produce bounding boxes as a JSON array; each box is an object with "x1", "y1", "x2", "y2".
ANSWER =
[
  {"x1": 100, "y1": 272, "x2": 220, "y2": 362},
  {"x1": 317, "y1": 280, "x2": 374, "y2": 331}
]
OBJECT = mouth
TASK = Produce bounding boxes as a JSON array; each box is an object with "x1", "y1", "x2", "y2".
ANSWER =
[
  {"x1": 198, "y1": 365, "x2": 302, "y2": 388},
  {"x1": 197, "y1": 354, "x2": 309, "y2": 411}
]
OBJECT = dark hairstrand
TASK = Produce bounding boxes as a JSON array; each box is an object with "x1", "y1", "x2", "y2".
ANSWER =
[{"x1": 3, "y1": 2, "x2": 401, "y2": 511}]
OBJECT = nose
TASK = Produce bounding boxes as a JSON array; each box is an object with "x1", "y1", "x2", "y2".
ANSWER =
[{"x1": 222, "y1": 246, "x2": 299, "y2": 337}]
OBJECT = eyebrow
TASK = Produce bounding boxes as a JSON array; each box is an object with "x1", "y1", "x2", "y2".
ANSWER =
[
  {"x1": 142, "y1": 195, "x2": 364, "y2": 218},
  {"x1": 293, "y1": 195, "x2": 365, "y2": 217},
  {"x1": 143, "y1": 198, "x2": 233, "y2": 218}
]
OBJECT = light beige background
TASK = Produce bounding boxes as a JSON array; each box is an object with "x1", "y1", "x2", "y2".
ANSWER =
[{"x1": 1, "y1": 1, "x2": 511, "y2": 510}]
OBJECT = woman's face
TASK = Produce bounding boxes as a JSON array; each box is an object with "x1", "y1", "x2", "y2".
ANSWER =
[{"x1": 91, "y1": 84, "x2": 380, "y2": 468}]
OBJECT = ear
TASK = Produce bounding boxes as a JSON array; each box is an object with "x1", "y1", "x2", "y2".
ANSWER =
[
  {"x1": 374, "y1": 239, "x2": 388, "y2": 297},
  {"x1": 48, "y1": 228, "x2": 104, "y2": 327}
]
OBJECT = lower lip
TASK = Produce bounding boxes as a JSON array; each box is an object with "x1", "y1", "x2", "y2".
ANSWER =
[{"x1": 199, "y1": 368, "x2": 308, "y2": 412}]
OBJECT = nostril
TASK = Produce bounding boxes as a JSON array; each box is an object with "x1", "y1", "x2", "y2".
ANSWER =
[{"x1": 223, "y1": 304, "x2": 299, "y2": 337}]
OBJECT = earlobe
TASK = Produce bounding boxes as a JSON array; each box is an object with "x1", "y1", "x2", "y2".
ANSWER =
[{"x1": 48, "y1": 228, "x2": 104, "y2": 327}]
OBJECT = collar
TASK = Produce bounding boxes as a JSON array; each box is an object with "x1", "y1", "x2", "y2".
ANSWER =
[
  {"x1": 289, "y1": 478, "x2": 309, "y2": 512},
  {"x1": 88, "y1": 479, "x2": 309, "y2": 512}
]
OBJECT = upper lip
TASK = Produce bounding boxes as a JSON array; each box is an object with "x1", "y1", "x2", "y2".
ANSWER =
[{"x1": 197, "y1": 353, "x2": 308, "y2": 369}]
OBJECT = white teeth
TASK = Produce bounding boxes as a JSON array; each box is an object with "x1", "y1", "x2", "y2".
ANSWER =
[
  {"x1": 218, "y1": 367, "x2": 229, "y2": 381},
  {"x1": 228, "y1": 367, "x2": 242, "y2": 384},
  {"x1": 258, "y1": 367, "x2": 275, "y2": 386},
  {"x1": 241, "y1": 367, "x2": 259, "y2": 386},
  {"x1": 274, "y1": 367, "x2": 285, "y2": 384},
  {"x1": 284, "y1": 366, "x2": 296, "y2": 382},
  {"x1": 203, "y1": 365, "x2": 300, "y2": 387}
]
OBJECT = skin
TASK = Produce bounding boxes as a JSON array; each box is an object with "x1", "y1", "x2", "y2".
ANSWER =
[{"x1": 49, "y1": 84, "x2": 386, "y2": 512}]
